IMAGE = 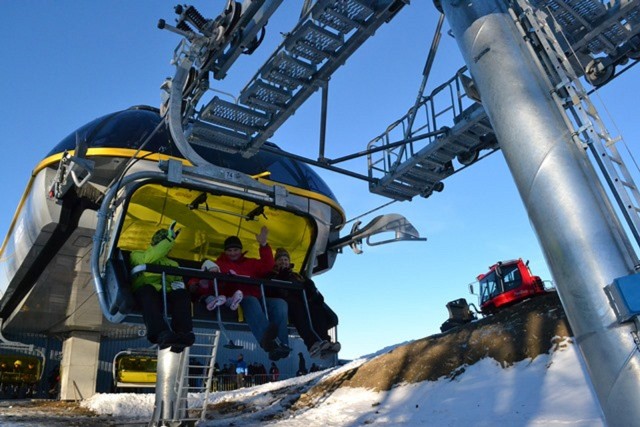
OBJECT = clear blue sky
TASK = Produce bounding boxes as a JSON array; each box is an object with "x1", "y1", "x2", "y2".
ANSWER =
[{"x1": 2, "y1": 1, "x2": 639, "y2": 360}]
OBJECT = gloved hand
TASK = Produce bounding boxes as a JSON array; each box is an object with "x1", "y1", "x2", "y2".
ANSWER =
[
  {"x1": 171, "y1": 281, "x2": 185, "y2": 291},
  {"x1": 168, "y1": 220, "x2": 181, "y2": 240}
]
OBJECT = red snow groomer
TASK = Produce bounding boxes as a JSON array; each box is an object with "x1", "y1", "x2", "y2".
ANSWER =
[
  {"x1": 473, "y1": 258, "x2": 547, "y2": 314},
  {"x1": 440, "y1": 259, "x2": 551, "y2": 332}
]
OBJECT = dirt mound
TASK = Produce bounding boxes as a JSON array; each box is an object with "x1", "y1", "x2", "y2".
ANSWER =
[{"x1": 294, "y1": 292, "x2": 570, "y2": 409}]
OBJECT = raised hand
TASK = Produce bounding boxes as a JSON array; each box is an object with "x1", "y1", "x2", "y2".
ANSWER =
[
  {"x1": 256, "y1": 226, "x2": 269, "y2": 247},
  {"x1": 168, "y1": 220, "x2": 182, "y2": 239}
]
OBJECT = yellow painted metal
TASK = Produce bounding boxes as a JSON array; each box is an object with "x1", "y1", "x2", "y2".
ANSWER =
[
  {"x1": 116, "y1": 355, "x2": 158, "y2": 384},
  {"x1": 117, "y1": 183, "x2": 315, "y2": 271}
]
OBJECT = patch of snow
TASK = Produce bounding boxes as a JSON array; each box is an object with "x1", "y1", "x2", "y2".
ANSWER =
[{"x1": 81, "y1": 339, "x2": 604, "y2": 426}]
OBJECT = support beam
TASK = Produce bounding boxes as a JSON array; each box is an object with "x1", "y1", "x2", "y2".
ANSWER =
[
  {"x1": 150, "y1": 347, "x2": 188, "y2": 426},
  {"x1": 440, "y1": 1, "x2": 640, "y2": 425},
  {"x1": 59, "y1": 331, "x2": 100, "y2": 400}
]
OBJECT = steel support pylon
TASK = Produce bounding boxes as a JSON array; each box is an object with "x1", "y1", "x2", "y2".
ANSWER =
[{"x1": 440, "y1": 1, "x2": 640, "y2": 425}]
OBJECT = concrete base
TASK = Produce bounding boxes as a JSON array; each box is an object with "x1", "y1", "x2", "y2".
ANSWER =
[{"x1": 59, "y1": 331, "x2": 100, "y2": 400}]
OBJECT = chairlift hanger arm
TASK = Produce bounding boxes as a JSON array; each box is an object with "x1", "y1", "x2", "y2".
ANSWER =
[{"x1": 327, "y1": 213, "x2": 425, "y2": 254}]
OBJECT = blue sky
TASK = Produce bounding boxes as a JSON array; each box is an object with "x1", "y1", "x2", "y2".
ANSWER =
[{"x1": 2, "y1": 1, "x2": 640, "y2": 360}]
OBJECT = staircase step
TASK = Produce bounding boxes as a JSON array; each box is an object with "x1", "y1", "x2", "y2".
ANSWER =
[
  {"x1": 199, "y1": 97, "x2": 270, "y2": 134},
  {"x1": 285, "y1": 20, "x2": 344, "y2": 63},
  {"x1": 240, "y1": 79, "x2": 292, "y2": 112},
  {"x1": 370, "y1": 181, "x2": 416, "y2": 201},
  {"x1": 405, "y1": 165, "x2": 444, "y2": 182},
  {"x1": 261, "y1": 52, "x2": 316, "y2": 90},
  {"x1": 189, "y1": 121, "x2": 250, "y2": 152},
  {"x1": 313, "y1": 0, "x2": 373, "y2": 34}
]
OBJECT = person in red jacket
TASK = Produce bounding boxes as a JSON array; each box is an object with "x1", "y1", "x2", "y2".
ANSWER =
[{"x1": 192, "y1": 227, "x2": 291, "y2": 361}]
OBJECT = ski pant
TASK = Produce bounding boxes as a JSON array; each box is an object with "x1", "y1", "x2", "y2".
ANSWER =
[
  {"x1": 133, "y1": 285, "x2": 193, "y2": 344},
  {"x1": 286, "y1": 293, "x2": 330, "y2": 349},
  {"x1": 240, "y1": 296, "x2": 289, "y2": 347}
]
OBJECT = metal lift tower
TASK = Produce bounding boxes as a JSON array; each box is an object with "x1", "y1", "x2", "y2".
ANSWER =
[{"x1": 436, "y1": 1, "x2": 640, "y2": 425}]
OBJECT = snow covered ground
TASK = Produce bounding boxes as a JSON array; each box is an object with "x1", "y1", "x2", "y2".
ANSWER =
[{"x1": 81, "y1": 338, "x2": 604, "y2": 426}]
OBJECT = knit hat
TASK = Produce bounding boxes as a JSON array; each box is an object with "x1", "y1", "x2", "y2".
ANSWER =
[
  {"x1": 224, "y1": 236, "x2": 243, "y2": 250},
  {"x1": 151, "y1": 229, "x2": 169, "y2": 246},
  {"x1": 275, "y1": 247, "x2": 290, "y2": 261}
]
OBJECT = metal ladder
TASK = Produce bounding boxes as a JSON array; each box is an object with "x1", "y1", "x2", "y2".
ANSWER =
[
  {"x1": 177, "y1": 330, "x2": 221, "y2": 425},
  {"x1": 189, "y1": 0, "x2": 407, "y2": 156},
  {"x1": 528, "y1": 0, "x2": 640, "y2": 85},
  {"x1": 511, "y1": 0, "x2": 640, "y2": 247},
  {"x1": 151, "y1": 331, "x2": 220, "y2": 426}
]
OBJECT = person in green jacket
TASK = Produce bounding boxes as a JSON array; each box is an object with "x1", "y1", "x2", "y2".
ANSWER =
[{"x1": 130, "y1": 221, "x2": 194, "y2": 352}]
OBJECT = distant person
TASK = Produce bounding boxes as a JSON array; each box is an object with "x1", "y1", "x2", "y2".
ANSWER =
[
  {"x1": 212, "y1": 362, "x2": 221, "y2": 391},
  {"x1": 0, "y1": 362, "x2": 8, "y2": 396},
  {"x1": 247, "y1": 362, "x2": 257, "y2": 385},
  {"x1": 297, "y1": 352, "x2": 307, "y2": 376},
  {"x1": 0, "y1": 361, "x2": 8, "y2": 383},
  {"x1": 232, "y1": 354, "x2": 248, "y2": 388},
  {"x1": 193, "y1": 227, "x2": 291, "y2": 361},
  {"x1": 47, "y1": 364, "x2": 60, "y2": 398},
  {"x1": 24, "y1": 361, "x2": 38, "y2": 397},
  {"x1": 255, "y1": 362, "x2": 267, "y2": 385},
  {"x1": 24, "y1": 362, "x2": 37, "y2": 381},
  {"x1": 266, "y1": 248, "x2": 341, "y2": 359},
  {"x1": 0, "y1": 361, "x2": 7, "y2": 374},
  {"x1": 309, "y1": 363, "x2": 320, "y2": 373},
  {"x1": 129, "y1": 221, "x2": 194, "y2": 352},
  {"x1": 269, "y1": 362, "x2": 280, "y2": 382}
]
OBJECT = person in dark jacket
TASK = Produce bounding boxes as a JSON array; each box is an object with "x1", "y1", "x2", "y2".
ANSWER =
[
  {"x1": 47, "y1": 364, "x2": 60, "y2": 398},
  {"x1": 297, "y1": 352, "x2": 307, "y2": 376},
  {"x1": 232, "y1": 354, "x2": 248, "y2": 388},
  {"x1": 269, "y1": 362, "x2": 280, "y2": 381},
  {"x1": 266, "y1": 248, "x2": 341, "y2": 359},
  {"x1": 130, "y1": 221, "x2": 194, "y2": 352}
]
